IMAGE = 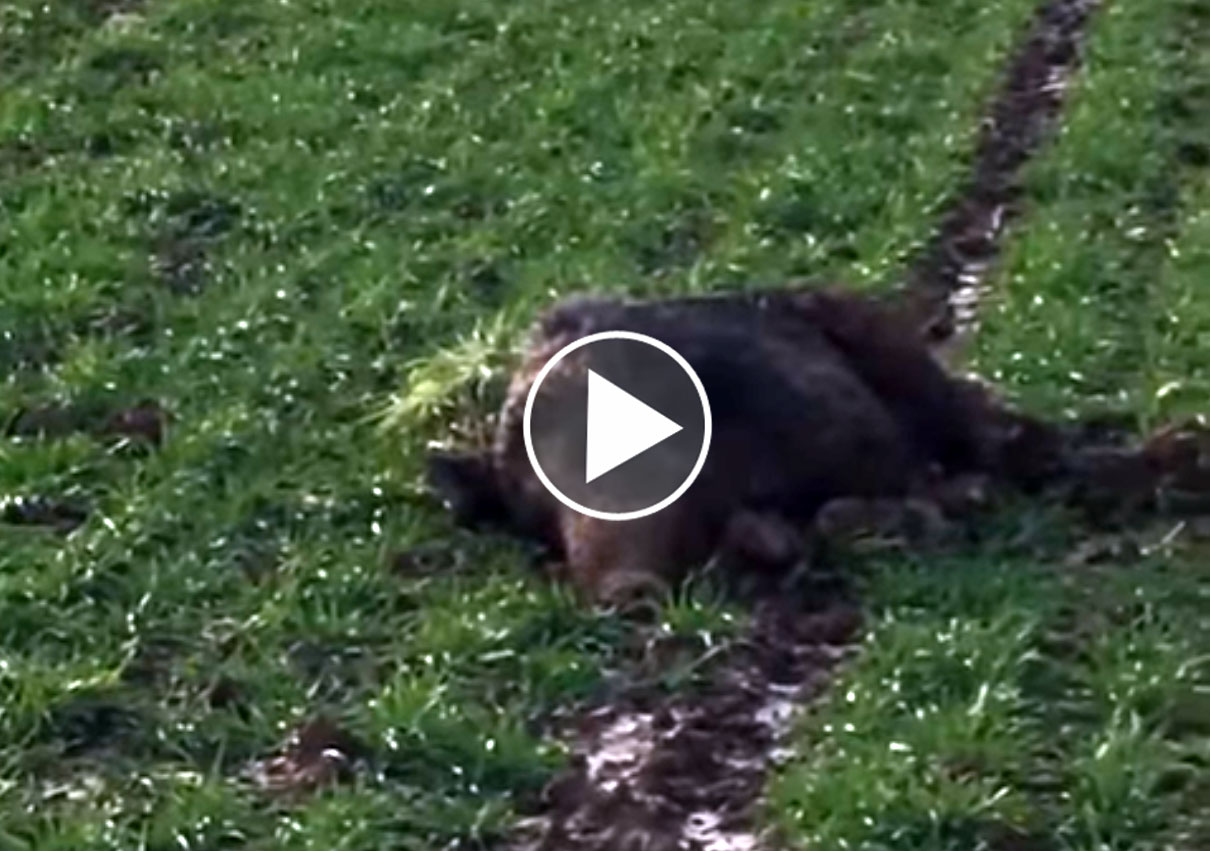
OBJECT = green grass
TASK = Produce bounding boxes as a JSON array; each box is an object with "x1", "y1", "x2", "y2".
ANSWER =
[
  {"x1": 972, "y1": 0, "x2": 1210, "y2": 426},
  {"x1": 770, "y1": 533, "x2": 1210, "y2": 850},
  {"x1": 2, "y1": 0, "x2": 1209, "y2": 848}
]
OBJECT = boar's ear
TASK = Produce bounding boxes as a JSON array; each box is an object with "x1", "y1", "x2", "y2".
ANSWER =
[{"x1": 426, "y1": 450, "x2": 509, "y2": 528}]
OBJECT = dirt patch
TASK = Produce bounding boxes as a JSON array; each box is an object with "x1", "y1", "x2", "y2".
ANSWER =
[
  {"x1": 504, "y1": 601, "x2": 861, "y2": 851},
  {"x1": 246, "y1": 716, "x2": 368, "y2": 798},
  {"x1": 903, "y1": 0, "x2": 1101, "y2": 349},
  {"x1": 119, "y1": 635, "x2": 186, "y2": 687},
  {"x1": 1, "y1": 495, "x2": 89, "y2": 533},
  {"x1": 6, "y1": 399, "x2": 168, "y2": 447},
  {"x1": 204, "y1": 676, "x2": 249, "y2": 714},
  {"x1": 101, "y1": 400, "x2": 169, "y2": 446},
  {"x1": 1060, "y1": 420, "x2": 1210, "y2": 524},
  {"x1": 45, "y1": 691, "x2": 145, "y2": 758},
  {"x1": 982, "y1": 823, "x2": 1059, "y2": 851}
]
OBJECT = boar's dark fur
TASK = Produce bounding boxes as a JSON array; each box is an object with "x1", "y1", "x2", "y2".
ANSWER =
[{"x1": 428, "y1": 286, "x2": 1070, "y2": 602}]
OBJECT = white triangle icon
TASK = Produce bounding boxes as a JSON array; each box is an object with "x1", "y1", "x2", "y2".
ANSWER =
[{"x1": 585, "y1": 370, "x2": 683, "y2": 483}]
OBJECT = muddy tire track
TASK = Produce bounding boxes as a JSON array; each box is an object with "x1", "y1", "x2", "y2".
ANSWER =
[
  {"x1": 508, "y1": 602, "x2": 861, "y2": 851},
  {"x1": 903, "y1": 0, "x2": 1101, "y2": 349},
  {"x1": 492, "y1": 2, "x2": 1103, "y2": 848}
]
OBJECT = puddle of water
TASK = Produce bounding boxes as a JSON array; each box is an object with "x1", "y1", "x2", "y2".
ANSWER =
[
  {"x1": 684, "y1": 810, "x2": 762, "y2": 851},
  {"x1": 584, "y1": 712, "x2": 659, "y2": 793}
]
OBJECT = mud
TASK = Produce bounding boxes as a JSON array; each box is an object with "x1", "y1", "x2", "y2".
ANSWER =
[
  {"x1": 245, "y1": 716, "x2": 368, "y2": 798},
  {"x1": 1062, "y1": 419, "x2": 1210, "y2": 524},
  {"x1": 101, "y1": 400, "x2": 169, "y2": 446},
  {"x1": 505, "y1": 602, "x2": 861, "y2": 851},
  {"x1": 904, "y1": 0, "x2": 1101, "y2": 349},
  {"x1": 0, "y1": 495, "x2": 89, "y2": 533},
  {"x1": 38, "y1": 687, "x2": 145, "y2": 759},
  {"x1": 6, "y1": 400, "x2": 168, "y2": 447}
]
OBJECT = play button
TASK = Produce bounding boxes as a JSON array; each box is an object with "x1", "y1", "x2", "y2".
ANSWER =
[
  {"x1": 585, "y1": 370, "x2": 683, "y2": 483},
  {"x1": 524, "y1": 331, "x2": 712, "y2": 521}
]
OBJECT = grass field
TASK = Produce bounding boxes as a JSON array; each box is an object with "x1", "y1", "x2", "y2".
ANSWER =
[{"x1": 2, "y1": 0, "x2": 1209, "y2": 849}]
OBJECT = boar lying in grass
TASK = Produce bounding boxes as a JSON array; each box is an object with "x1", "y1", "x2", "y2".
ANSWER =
[{"x1": 428, "y1": 286, "x2": 1209, "y2": 603}]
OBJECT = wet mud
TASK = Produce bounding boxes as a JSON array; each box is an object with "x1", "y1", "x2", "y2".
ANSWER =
[
  {"x1": 505, "y1": 603, "x2": 861, "y2": 851},
  {"x1": 245, "y1": 716, "x2": 368, "y2": 798},
  {"x1": 904, "y1": 0, "x2": 1101, "y2": 348}
]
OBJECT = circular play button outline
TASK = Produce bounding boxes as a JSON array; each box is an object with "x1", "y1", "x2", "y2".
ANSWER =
[{"x1": 523, "y1": 330, "x2": 713, "y2": 522}]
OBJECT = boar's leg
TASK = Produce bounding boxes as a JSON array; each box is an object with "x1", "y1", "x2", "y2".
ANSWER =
[
  {"x1": 716, "y1": 509, "x2": 805, "y2": 573},
  {"x1": 787, "y1": 289, "x2": 985, "y2": 473}
]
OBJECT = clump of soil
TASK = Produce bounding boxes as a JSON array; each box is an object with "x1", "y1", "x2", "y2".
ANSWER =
[
  {"x1": 101, "y1": 400, "x2": 169, "y2": 446},
  {"x1": 1062, "y1": 418, "x2": 1210, "y2": 523},
  {"x1": 1, "y1": 495, "x2": 89, "y2": 533},
  {"x1": 246, "y1": 716, "x2": 368, "y2": 798},
  {"x1": 45, "y1": 691, "x2": 145, "y2": 758}
]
